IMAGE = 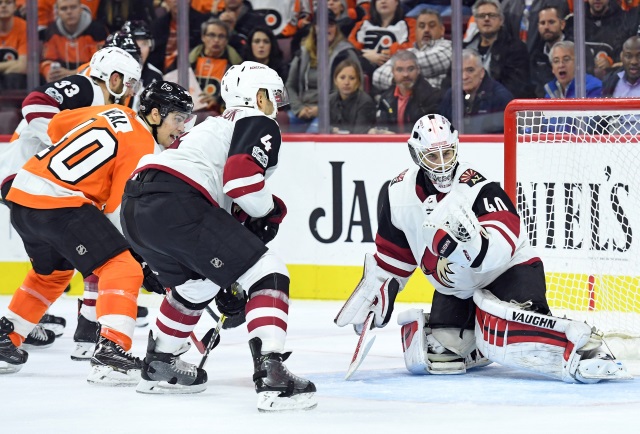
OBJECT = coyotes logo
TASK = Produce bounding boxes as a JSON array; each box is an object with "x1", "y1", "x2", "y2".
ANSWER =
[
  {"x1": 420, "y1": 249, "x2": 455, "y2": 288},
  {"x1": 390, "y1": 169, "x2": 408, "y2": 186},
  {"x1": 459, "y1": 169, "x2": 486, "y2": 186}
]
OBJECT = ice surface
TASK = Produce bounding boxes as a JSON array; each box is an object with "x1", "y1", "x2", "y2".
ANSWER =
[{"x1": 1, "y1": 296, "x2": 639, "y2": 433}]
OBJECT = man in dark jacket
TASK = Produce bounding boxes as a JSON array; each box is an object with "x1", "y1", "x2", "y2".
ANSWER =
[
  {"x1": 463, "y1": 0, "x2": 533, "y2": 98},
  {"x1": 602, "y1": 36, "x2": 640, "y2": 98},
  {"x1": 441, "y1": 49, "x2": 513, "y2": 134},
  {"x1": 371, "y1": 50, "x2": 442, "y2": 134}
]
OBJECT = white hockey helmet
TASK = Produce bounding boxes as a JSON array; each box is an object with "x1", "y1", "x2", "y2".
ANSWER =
[
  {"x1": 220, "y1": 61, "x2": 288, "y2": 119},
  {"x1": 407, "y1": 114, "x2": 459, "y2": 193},
  {"x1": 89, "y1": 46, "x2": 142, "y2": 103}
]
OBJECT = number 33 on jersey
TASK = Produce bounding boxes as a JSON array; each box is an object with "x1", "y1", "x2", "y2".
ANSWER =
[{"x1": 7, "y1": 105, "x2": 157, "y2": 216}]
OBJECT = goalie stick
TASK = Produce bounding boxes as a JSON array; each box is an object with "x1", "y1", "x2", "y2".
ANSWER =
[{"x1": 345, "y1": 311, "x2": 377, "y2": 380}]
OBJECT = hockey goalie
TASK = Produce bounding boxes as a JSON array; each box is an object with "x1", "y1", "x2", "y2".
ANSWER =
[{"x1": 335, "y1": 113, "x2": 631, "y2": 384}]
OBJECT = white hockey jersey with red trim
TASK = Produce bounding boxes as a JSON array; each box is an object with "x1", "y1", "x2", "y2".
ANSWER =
[
  {"x1": 374, "y1": 163, "x2": 540, "y2": 299},
  {"x1": 133, "y1": 107, "x2": 281, "y2": 218}
]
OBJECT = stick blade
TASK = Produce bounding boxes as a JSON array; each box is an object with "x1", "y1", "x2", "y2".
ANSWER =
[{"x1": 345, "y1": 312, "x2": 376, "y2": 380}]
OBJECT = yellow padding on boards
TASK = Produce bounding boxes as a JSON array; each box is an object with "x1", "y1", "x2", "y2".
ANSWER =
[{"x1": 0, "y1": 262, "x2": 85, "y2": 295}]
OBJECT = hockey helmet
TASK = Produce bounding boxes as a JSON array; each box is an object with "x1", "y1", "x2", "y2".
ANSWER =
[
  {"x1": 121, "y1": 20, "x2": 154, "y2": 50},
  {"x1": 407, "y1": 114, "x2": 459, "y2": 193},
  {"x1": 220, "y1": 61, "x2": 288, "y2": 119},
  {"x1": 104, "y1": 31, "x2": 142, "y2": 63},
  {"x1": 139, "y1": 80, "x2": 194, "y2": 120},
  {"x1": 89, "y1": 46, "x2": 142, "y2": 103}
]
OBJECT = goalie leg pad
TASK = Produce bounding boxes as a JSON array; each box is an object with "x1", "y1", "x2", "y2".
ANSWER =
[
  {"x1": 474, "y1": 289, "x2": 631, "y2": 383},
  {"x1": 335, "y1": 254, "x2": 405, "y2": 329}
]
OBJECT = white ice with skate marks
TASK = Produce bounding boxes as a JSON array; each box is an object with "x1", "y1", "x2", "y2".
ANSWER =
[{"x1": 2, "y1": 296, "x2": 640, "y2": 433}]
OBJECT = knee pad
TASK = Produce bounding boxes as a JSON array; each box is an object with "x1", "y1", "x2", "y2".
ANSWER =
[
  {"x1": 398, "y1": 308, "x2": 490, "y2": 375},
  {"x1": 173, "y1": 279, "x2": 218, "y2": 306}
]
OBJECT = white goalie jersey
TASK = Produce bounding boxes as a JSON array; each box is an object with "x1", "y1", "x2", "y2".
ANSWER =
[
  {"x1": 374, "y1": 163, "x2": 540, "y2": 299},
  {"x1": 132, "y1": 107, "x2": 281, "y2": 219}
]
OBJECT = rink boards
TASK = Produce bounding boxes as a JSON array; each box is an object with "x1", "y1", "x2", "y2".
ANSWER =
[{"x1": 2, "y1": 134, "x2": 639, "y2": 311}]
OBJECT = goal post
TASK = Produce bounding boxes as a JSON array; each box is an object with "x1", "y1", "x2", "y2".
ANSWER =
[{"x1": 504, "y1": 99, "x2": 640, "y2": 356}]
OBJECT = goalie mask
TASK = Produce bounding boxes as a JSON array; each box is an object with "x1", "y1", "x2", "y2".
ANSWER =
[
  {"x1": 408, "y1": 114, "x2": 459, "y2": 193},
  {"x1": 220, "y1": 61, "x2": 289, "y2": 119}
]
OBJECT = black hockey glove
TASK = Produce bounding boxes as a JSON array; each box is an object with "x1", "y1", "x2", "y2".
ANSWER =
[
  {"x1": 215, "y1": 284, "x2": 247, "y2": 316},
  {"x1": 130, "y1": 250, "x2": 166, "y2": 295},
  {"x1": 244, "y1": 195, "x2": 288, "y2": 244}
]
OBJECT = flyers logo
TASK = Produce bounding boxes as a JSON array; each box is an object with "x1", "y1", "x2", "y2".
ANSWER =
[
  {"x1": 363, "y1": 30, "x2": 398, "y2": 51},
  {"x1": 459, "y1": 169, "x2": 486, "y2": 186},
  {"x1": 160, "y1": 83, "x2": 173, "y2": 92}
]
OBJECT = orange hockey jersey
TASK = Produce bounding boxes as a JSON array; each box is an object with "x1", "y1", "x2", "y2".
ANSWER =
[{"x1": 7, "y1": 104, "x2": 155, "y2": 216}]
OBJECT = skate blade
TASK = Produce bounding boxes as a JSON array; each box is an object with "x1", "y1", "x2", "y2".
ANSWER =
[
  {"x1": 21, "y1": 342, "x2": 54, "y2": 350},
  {"x1": 41, "y1": 323, "x2": 65, "y2": 337},
  {"x1": 0, "y1": 361, "x2": 24, "y2": 374},
  {"x1": 70, "y1": 343, "x2": 95, "y2": 361},
  {"x1": 136, "y1": 379, "x2": 207, "y2": 394},
  {"x1": 135, "y1": 318, "x2": 149, "y2": 328},
  {"x1": 257, "y1": 392, "x2": 317, "y2": 412},
  {"x1": 87, "y1": 365, "x2": 140, "y2": 386}
]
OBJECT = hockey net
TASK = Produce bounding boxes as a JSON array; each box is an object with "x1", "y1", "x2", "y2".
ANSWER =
[{"x1": 504, "y1": 99, "x2": 640, "y2": 358}]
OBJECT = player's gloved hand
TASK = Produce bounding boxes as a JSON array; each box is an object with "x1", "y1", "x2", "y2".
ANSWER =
[
  {"x1": 215, "y1": 283, "x2": 247, "y2": 316},
  {"x1": 130, "y1": 250, "x2": 166, "y2": 295},
  {"x1": 335, "y1": 253, "x2": 403, "y2": 332},
  {"x1": 422, "y1": 198, "x2": 488, "y2": 268},
  {"x1": 244, "y1": 195, "x2": 287, "y2": 244}
]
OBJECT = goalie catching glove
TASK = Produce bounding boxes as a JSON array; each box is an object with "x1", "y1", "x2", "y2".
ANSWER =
[
  {"x1": 334, "y1": 253, "x2": 406, "y2": 331},
  {"x1": 422, "y1": 195, "x2": 488, "y2": 268},
  {"x1": 235, "y1": 195, "x2": 287, "y2": 244},
  {"x1": 130, "y1": 250, "x2": 166, "y2": 295}
]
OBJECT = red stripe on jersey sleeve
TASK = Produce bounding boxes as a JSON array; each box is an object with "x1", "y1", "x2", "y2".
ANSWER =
[
  {"x1": 479, "y1": 210, "x2": 521, "y2": 237},
  {"x1": 22, "y1": 91, "x2": 60, "y2": 123},
  {"x1": 223, "y1": 154, "x2": 265, "y2": 199},
  {"x1": 483, "y1": 223, "x2": 516, "y2": 255}
]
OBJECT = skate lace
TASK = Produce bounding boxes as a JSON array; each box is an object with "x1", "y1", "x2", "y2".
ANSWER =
[
  {"x1": 265, "y1": 358, "x2": 307, "y2": 385},
  {"x1": 29, "y1": 325, "x2": 48, "y2": 341},
  {"x1": 112, "y1": 341, "x2": 138, "y2": 361},
  {"x1": 171, "y1": 357, "x2": 197, "y2": 377}
]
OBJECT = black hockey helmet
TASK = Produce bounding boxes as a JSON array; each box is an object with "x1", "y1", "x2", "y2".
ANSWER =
[
  {"x1": 139, "y1": 80, "x2": 194, "y2": 119},
  {"x1": 104, "y1": 31, "x2": 142, "y2": 63},
  {"x1": 121, "y1": 20, "x2": 154, "y2": 50}
]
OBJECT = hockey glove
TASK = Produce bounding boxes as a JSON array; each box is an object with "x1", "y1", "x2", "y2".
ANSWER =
[
  {"x1": 215, "y1": 283, "x2": 247, "y2": 316},
  {"x1": 130, "y1": 250, "x2": 166, "y2": 295},
  {"x1": 335, "y1": 253, "x2": 403, "y2": 331},
  {"x1": 244, "y1": 195, "x2": 288, "y2": 244},
  {"x1": 422, "y1": 198, "x2": 488, "y2": 268}
]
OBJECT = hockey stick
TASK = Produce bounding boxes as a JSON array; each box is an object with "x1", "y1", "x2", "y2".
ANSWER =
[
  {"x1": 190, "y1": 305, "x2": 225, "y2": 354},
  {"x1": 198, "y1": 313, "x2": 226, "y2": 369},
  {"x1": 345, "y1": 311, "x2": 377, "y2": 380}
]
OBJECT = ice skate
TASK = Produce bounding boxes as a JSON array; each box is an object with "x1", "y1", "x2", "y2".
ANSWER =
[
  {"x1": 71, "y1": 314, "x2": 100, "y2": 361},
  {"x1": 87, "y1": 336, "x2": 141, "y2": 386},
  {"x1": 22, "y1": 324, "x2": 56, "y2": 350},
  {"x1": 136, "y1": 306, "x2": 150, "y2": 327},
  {"x1": 249, "y1": 337, "x2": 317, "y2": 412},
  {"x1": 0, "y1": 317, "x2": 29, "y2": 374},
  {"x1": 136, "y1": 331, "x2": 207, "y2": 394},
  {"x1": 39, "y1": 313, "x2": 66, "y2": 337},
  {"x1": 573, "y1": 333, "x2": 633, "y2": 383}
]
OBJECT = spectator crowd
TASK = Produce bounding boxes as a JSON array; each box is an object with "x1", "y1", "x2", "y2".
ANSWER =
[{"x1": 1, "y1": 0, "x2": 640, "y2": 134}]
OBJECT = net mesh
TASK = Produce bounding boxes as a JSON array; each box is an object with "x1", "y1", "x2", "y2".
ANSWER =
[{"x1": 514, "y1": 108, "x2": 640, "y2": 345}]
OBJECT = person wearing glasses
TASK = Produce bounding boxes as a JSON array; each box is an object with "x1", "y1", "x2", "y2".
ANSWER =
[
  {"x1": 463, "y1": 0, "x2": 533, "y2": 98},
  {"x1": 190, "y1": 18, "x2": 243, "y2": 113},
  {"x1": 544, "y1": 40, "x2": 602, "y2": 98}
]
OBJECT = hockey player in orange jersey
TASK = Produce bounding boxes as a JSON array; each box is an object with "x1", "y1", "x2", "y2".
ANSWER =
[{"x1": 0, "y1": 80, "x2": 194, "y2": 385}]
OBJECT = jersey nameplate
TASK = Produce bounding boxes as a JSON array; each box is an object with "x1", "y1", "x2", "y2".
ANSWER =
[{"x1": 99, "y1": 108, "x2": 133, "y2": 133}]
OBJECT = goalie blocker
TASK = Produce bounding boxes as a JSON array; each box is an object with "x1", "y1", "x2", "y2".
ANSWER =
[{"x1": 474, "y1": 289, "x2": 632, "y2": 384}]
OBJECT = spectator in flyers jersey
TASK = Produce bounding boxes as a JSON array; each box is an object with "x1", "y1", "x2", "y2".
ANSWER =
[
  {"x1": 40, "y1": 0, "x2": 107, "y2": 83},
  {"x1": 0, "y1": 0, "x2": 27, "y2": 90}
]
